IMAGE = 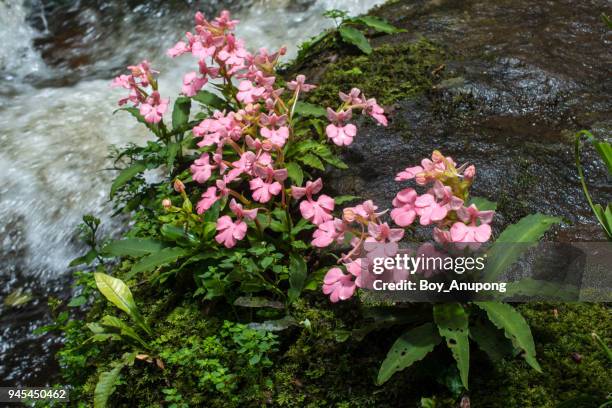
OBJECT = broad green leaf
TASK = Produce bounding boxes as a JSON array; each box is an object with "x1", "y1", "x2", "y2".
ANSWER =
[
  {"x1": 69, "y1": 248, "x2": 98, "y2": 266},
  {"x1": 433, "y1": 303, "x2": 470, "y2": 389},
  {"x1": 286, "y1": 162, "x2": 304, "y2": 186},
  {"x1": 484, "y1": 213, "x2": 561, "y2": 280},
  {"x1": 131, "y1": 247, "x2": 188, "y2": 274},
  {"x1": 193, "y1": 90, "x2": 226, "y2": 110},
  {"x1": 109, "y1": 162, "x2": 147, "y2": 198},
  {"x1": 474, "y1": 302, "x2": 541, "y2": 372},
  {"x1": 298, "y1": 153, "x2": 325, "y2": 171},
  {"x1": 67, "y1": 295, "x2": 87, "y2": 307},
  {"x1": 338, "y1": 26, "x2": 372, "y2": 54},
  {"x1": 288, "y1": 253, "x2": 307, "y2": 302},
  {"x1": 593, "y1": 140, "x2": 612, "y2": 174},
  {"x1": 172, "y1": 96, "x2": 191, "y2": 130},
  {"x1": 377, "y1": 322, "x2": 442, "y2": 384},
  {"x1": 353, "y1": 16, "x2": 404, "y2": 34},
  {"x1": 160, "y1": 224, "x2": 200, "y2": 247},
  {"x1": 294, "y1": 101, "x2": 326, "y2": 117},
  {"x1": 94, "y1": 363, "x2": 124, "y2": 408},
  {"x1": 311, "y1": 143, "x2": 349, "y2": 169},
  {"x1": 467, "y1": 196, "x2": 497, "y2": 211},
  {"x1": 94, "y1": 273, "x2": 150, "y2": 335},
  {"x1": 100, "y1": 315, "x2": 149, "y2": 349},
  {"x1": 101, "y1": 238, "x2": 163, "y2": 258}
]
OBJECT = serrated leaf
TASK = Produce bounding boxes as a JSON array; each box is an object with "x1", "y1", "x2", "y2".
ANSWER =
[
  {"x1": 193, "y1": 90, "x2": 226, "y2": 110},
  {"x1": 353, "y1": 16, "x2": 404, "y2": 34},
  {"x1": 130, "y1": 247, "x2": 188, "y2": 274},
  {"x1": 338, "y1": 26, "x2": 372, "y2": 54},
  {"x1": 288, "y1": 253, "x2": 307, "y2": 302},
  {"x1": 294, "y1": 101, "x2": 326, "y2": 117},
  {"x1": 433, "y1": 303, "x2": 470, "y2": 389},
  {"x1": 172, "y1": 96, "x2": 191, "y2": 130},
  {"x1": 467, "y1": 196, "x2": 497, "y2": 211},
  {"x1": 377, "y1": 323, "x2": 442, "y2": 384},
  {"x1": 286, "y1": 162, "x2": 304, "y2": 186},
  {"x1": 94, "y1": 273, "x2": 151, "y2": 335},
  {"x1": 470, "y1": 318, "x2": 515, "y2": 362},
  {"x1": 484, "y1": 213, "x2": 561, "y2": 280},
  {"x1": 101, "y1": 238, "x2": 163, "y2": 258},
  {"x1": 110, "y1": 162, "x2": 147, "y2": 198},
  {"x1": 298, "y1": 153, "x2": 325, "y2": 171},
  {"x1": 474, "y1": 302, "x2": 541, "y2": 372}
]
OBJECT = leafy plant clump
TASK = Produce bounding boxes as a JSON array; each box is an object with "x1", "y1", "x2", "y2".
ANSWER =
[{"x1": 50, "y1": 7, "x2": 581, "y2": 407}]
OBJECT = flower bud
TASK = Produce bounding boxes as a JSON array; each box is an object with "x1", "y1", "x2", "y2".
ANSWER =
[
  {"x1": 463, "y1": 165, "x2": 476, "y2": 180},
  {"x1": 431, "y1": 150, "x2": 444, "y2": 163},
  {"x1": 174, "y1": 179, "x2": 185, "y2": 193},
  {"x1": 162, "y1": 198, "x2": 172, "y2": 209},
  {"x1": 415, "y1": 172, "x2": 427, "y2": 186}
]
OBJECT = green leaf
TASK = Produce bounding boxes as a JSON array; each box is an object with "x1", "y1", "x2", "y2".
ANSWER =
[
  {"x1": 94, "y1": 363, "x2": 124, "y2": 408},
  {"x1": 286, "y1": 162, "x2": 304, "y2": 186},
  {"x1": 100, "y1": 315, "x2": 149, "y2": 348},
  {"x1": 298, "y1": 153, "x2": 325, "y2": 171},
  {"x1": 294, "y1": 101, "x2": 326, "y2": 117},
  {"x1": 69, "y1": 249, "x2": 98, "y2": 266},
  {"x1": 166, "y1": 142, "x2": 180, "y2": 171},
  {"x1": 335, "y1": 195, "x2": 360, "y2": 205},
  {"x1": 110, "y1": 162, "x2": 147, "y2": 198},
  {"x1": 484, "y1": 213, "x2": 561, "y2": 280},
  {"x1": 101, "y1": 238, "x2": 163, "y2": 258},
  {"x1": 193, "y1": 90, "x2": 226, "y2": 110},
  {"x1": 94, "y1": 273, "x2": 150, "y2": 335},
  {"x1": 433, "y1": 303, "x2": 470, "y2": 389},
  {"x1": 172, "y1": 96, "x2": 191, "y2": 130},
  {"x1": 130, "y1": 247, "x2": 188, "y2": 274},
  {"x1": 474, "y1": 302, "x2": 541, "y2": 372},
  {"x1": 160, "y1": 224, "x2": 200, "y2": 247},
  {"x1": 593, "y1": 140, "x2": 612, "y2": 174},
  {"x1": 288, "y1": 253, "x2": 307, "y2": 302},
  {"x1": 311, "y1": 143, "x2": 349, "y2": 169},
  {"x1": 467, "y1": 197, "x2": 497, "y2": 211},
  {"x1": 67, "y1": 295, "x2": 87, "y2": 307},
  {"x1": 353, "y1": 16, "x2": 404, "y2": 34},
  {"x1": 338, "y1": 26, "x2": 372, "y2": 54},
  {"x1": 377, "y1": 322, "x2": 442, "y2": 385},
  {"x1": 469, "y1": 318, "x2": 513, "y2": 362}
]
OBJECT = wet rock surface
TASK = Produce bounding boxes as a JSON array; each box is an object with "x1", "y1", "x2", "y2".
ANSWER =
[{"x1": 308, "y1": 0, "x2": 611, "y2": 240}]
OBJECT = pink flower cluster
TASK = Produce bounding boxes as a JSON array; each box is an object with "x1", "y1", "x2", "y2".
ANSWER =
[
  {"x1": 111, "y1": 61, "x2": 169, "y2": 124},
  {"x1": 160, "y1": 11, "x2": 387, "y2": 249},
  {"x1": 311, "y1": 199, "x2": 404, "y2": 302},
  {"x1": 391, "y1": 151, "x2": 493, "y2": 245}
]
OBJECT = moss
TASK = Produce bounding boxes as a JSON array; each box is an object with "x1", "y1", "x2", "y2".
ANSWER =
[{"x1": 301, "y1": 38, "x2": 446, "y2": 107}]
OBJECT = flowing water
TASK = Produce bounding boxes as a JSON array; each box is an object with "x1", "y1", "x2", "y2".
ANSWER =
[{"x1": 0, "y1": 0, "x2": 385, "y2": 385}]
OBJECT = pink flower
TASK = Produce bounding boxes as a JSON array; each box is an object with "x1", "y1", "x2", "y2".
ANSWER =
[
  {"x1": 229, "y1": 198, "x2": 258, "y2": 220},
  {"x1": 463, "y1": 165, "x2": 476, "y2": 180},
  {"x1": 432, "y1": 181, "x2": 464, "y2": 212},
  {"x1": 167, "y1": 41, "x2": 189, "y2": 57},
  {"x1": 364, "y1": 98, "x2": 388, "y2": 126},
  {"x1": 456, "y1": 204, "x2": 494, "y2": 225},
  {"x1": 260, "y1": 113, "x2": 289, "y2": 147},
  {"x1": 182, "y1": 71, "x2": 207, "y2": 97},
  {"x1": 236, "y1": 80, "x2": 266, "y2": 104},
  {"x1": 311, "y1": 220, "x2": 339, "y2": 248},
  {"x1": 287, "y1": 75, "x2": 316, "y2": 92},
  {"x1": 326, "y1": 108, "x2": 357, "y2": 146},
  {"x1": 196, "y1": 186, "x2": 219, "y2": 214},
  {"x1": 190, "y1": 154, "x2": 216, "y2": 183},
  {"x1": 450, "y1": 222, "x2": 491, "y2": 243},
  {"x1": 339, "y1": 88, "x2": 365, "y2": 105},
  {"x1": 322, "y1": 267, "x2": 357, "y2": 302},
  {"x1": 215, "y1": 215, "x2": 247, "y2": 248},
  {"x1": 390, "y1": 188, "x2": 418, "y2": 227},
  {"x1": 352, "y1": 200, "x2": 383, "y2": 219},
  {"x1": 414, "y1": 194, "x2": 447, "y2": 225},
  {"x1": 367, "y1": 222, "x2": 404, "y2": 243},
  {"x1": 291, "y1": 178, "x2": 323, "y2": 200},
  {"x1": 395, "y1": 165, "x2": 424, "y2": 181},
  {"x1": 249, "y1": 177, "x2": 282, "y2": 203},
  {"x1": 299, "y1": 194, "x2": 334, "y2": 225},
  {"x1": 433, "y1": 227, "x2": 452, "y2": 244},
  {"x1": 139, "y1": 91, "x2": 168, "y2": 124}
]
